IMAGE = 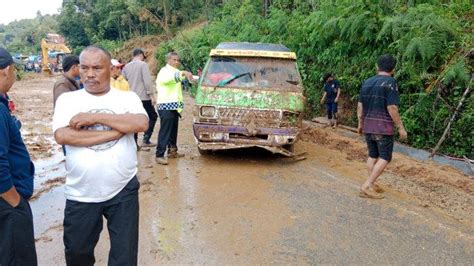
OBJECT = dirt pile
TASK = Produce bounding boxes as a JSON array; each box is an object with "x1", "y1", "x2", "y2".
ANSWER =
[
  {"x1": 113, "y1": 35, "x2": 169, "y2": 76},
  {"x1": 301, "y1": 123, "x2": 474, "y2": 222},
  {"x1": 112, "y1": 20, "x2": 208, "y2": 76},
  {"x1": 301, "y1": 125, "x2": 366, "y2": 162}
]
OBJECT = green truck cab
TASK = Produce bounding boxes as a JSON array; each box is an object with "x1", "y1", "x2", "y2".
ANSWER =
[{"x1": 193, "y1": 42, "x2": 305, "y2": 156}]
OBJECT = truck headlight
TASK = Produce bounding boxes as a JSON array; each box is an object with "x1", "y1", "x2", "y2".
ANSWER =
[{"x1": 200, "y1": 106, "x2": 216, "y2": 117}]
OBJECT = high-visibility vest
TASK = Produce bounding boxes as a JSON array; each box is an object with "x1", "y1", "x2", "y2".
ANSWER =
[{"x1": 156, "y1": 64, "x2": 184, "y2": 113}]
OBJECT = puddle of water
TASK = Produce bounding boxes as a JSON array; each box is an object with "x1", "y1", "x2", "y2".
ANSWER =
[
  {"x1": 31, "y1": 150, "x2": 68, "y2": 237},
  {"x1": 31, "y1": 185, "x2": 65, "y2": 236},
  {"x1": 33, "y1": 151, "x2": 66, "y2": 191}
]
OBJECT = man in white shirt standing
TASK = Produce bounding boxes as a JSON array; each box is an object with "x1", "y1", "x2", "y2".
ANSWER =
[{"x1": 53, "y1": 46, "x2": 148, "y2": 265}]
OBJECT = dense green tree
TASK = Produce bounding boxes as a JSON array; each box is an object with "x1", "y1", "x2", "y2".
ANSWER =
[
  {"x1": 57, "y1": 1, "x2": 90, "y2": 49},
  {"x1": 57, "y1": 0, "x2": 224, "y2": 46}
]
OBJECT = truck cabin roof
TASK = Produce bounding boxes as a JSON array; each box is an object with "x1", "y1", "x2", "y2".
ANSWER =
[{"x1": 215, "y1": 42, "x2": 291, "y2": 52}]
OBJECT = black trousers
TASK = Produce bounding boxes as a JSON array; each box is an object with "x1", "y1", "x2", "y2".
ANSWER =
[
  {"x1": 63, "y1": 177, "x2": 140, "y2": 266},
  {"x1": 156, "y1": 110, "x2": 179, "y2": 157},
  {"x1": 134, "y1": 100, "x2": 158, "y2": 143},
  {"x1": 0, "y1": 197, "x2": 37, "y2": 266}
]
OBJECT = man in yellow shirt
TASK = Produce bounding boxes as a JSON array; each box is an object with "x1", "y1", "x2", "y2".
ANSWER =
[{"x1": 110, "y1": 59, "x2": 129, "y2": 91}]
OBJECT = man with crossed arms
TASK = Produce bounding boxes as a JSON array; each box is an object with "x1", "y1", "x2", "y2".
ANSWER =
[{"x1": 53, "y1": 46, "x2": 148, "y2": 265}]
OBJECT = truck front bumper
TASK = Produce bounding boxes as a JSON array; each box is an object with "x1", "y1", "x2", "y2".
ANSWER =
[{"x1": 193, "y1": 123, "x2": 299, "y2": 155}]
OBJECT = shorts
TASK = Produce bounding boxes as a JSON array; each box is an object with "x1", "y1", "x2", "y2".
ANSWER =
[
  {"x1": 365, "y1": 134, "x2": 394, "y2": 162},
  {"x1": 326, "y1": 102, "x2": 338, "y2": 119}
]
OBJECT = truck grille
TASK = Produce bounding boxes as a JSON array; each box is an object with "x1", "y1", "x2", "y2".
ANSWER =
[{"x1": 218, "y1": 108, "x2": 281, "y2": 127}]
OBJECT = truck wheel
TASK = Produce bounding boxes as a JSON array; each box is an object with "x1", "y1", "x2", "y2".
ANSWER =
[
  {"x1": 283, "y1": 144, "x2": 294, "y2": 153},
  {"x1": 198, "y1": 147, "x2": 211, "y2": 155}
]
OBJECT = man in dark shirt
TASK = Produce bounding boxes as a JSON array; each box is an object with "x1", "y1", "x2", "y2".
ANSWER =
[
  {"x1": 53, "y1": 55, "x2": 80, "y2": 106},
  {"x1": 53, "y1": 55, "x2": 80, "y2": 156},
  {"x1": 357, "y1": 54, "x2": 407, "y2": 199},
  {"x1": 0, "y1": 48, "x2": 37, "y2": 265},
  {"x1": 320, "y1": 73, "x2": 341, "y2": 127}
]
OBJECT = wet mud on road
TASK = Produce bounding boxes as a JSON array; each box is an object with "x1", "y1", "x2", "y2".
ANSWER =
[{"x1": 10, "y1": 75, "x2": 473, "y2": 264}]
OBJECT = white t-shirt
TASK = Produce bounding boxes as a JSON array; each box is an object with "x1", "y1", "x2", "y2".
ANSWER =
[{"x1": 52, "y1": 88, "x2": 147, "y2": 203}]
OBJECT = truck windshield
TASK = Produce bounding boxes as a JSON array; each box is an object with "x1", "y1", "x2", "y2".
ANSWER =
[{"x1": 202, "y1": 56, "x2": 302, "y2": 90}]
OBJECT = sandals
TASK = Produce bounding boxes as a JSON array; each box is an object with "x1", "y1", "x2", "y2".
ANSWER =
[
  {"x1": 359, "y1": 188, "x2": 385, "y2": 199},
  {"x1": 371, "y1": 184, "x2": 384, "y2": 193}
]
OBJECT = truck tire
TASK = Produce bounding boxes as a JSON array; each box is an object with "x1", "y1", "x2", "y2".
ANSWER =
[
  {"x1": 283, "y1": 144, "x2": 294, "y2": 153},
  {"x1": 198, "y1": 147, "x2": 211, "y2": 155}
]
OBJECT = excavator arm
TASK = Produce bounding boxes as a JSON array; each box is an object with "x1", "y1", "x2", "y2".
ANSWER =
[{"x1": 41, "y1": 34, "x2": 71, "y2": 74}]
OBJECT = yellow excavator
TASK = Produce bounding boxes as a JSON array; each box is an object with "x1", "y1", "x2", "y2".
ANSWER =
[{"x1": 41, "y1": 33, "x2": 71, "y2": 75}]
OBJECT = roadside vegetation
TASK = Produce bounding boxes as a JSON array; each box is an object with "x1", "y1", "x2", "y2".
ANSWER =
[{"x1": 156, "y1": 0, "x2": 473, "y2": 158}]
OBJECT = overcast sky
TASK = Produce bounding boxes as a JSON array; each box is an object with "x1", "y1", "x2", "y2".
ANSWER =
[{"x1": 0, "y1": 0, "x2": 63, "y2": 25}]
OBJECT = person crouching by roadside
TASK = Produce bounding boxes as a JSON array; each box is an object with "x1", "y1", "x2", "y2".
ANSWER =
[
  {"x1": 357, "y1": 54, "x2": 407, "y2": 199},
  {"x1": 110, "y1": 59, "x2": 129, "y2": 91},
  {"x1": 0, "y1": 47, "x2": 37, "y2": 265},
  {"x1": 320, "y1": 73, "x2": 341, "y2": 128}
]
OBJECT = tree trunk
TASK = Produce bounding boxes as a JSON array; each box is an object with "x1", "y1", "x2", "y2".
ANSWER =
[
  {"x1": 429, "y1": 83, "x2": 472, "y2": 158},
  {"x1": 140, "y1": 7, "x2": 171, "y2": 36},
  {"x1": 163, "y1": 0, "x2": 170, "y2": 34},
  {"x1": 263, "y1": 0, "x2": 272, "y2": 18}
]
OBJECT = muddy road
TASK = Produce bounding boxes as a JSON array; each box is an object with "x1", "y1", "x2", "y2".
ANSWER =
[{"x1": 9, "y1": 75, "x2": 474, "y2": 264}]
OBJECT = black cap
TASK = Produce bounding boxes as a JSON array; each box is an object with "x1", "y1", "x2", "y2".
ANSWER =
[
  {"x1": 132, "y1": 48, "x2": 146, "y2": 59},
  {"x1": 62, "y1": 55, "x2": 80, "y2": 72},
  {"x1": 0, "y1": 47, "x2": 17, "y2": 69}
]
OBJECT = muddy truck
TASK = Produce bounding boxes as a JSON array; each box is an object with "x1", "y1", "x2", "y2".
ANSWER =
[{"x1": 193, "y1": 42, "x2": 306, "y2": 156}]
